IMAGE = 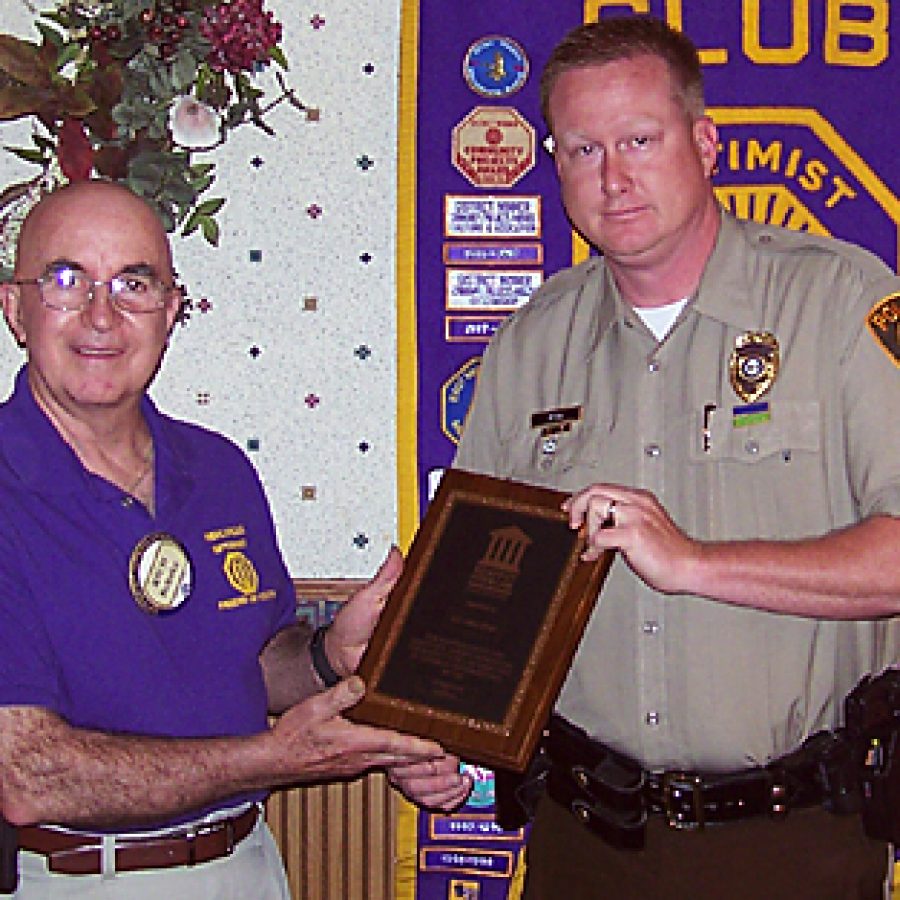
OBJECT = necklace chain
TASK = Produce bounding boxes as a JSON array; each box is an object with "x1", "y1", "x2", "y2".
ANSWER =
[
  {"x1": 125, "y1": 447, "x2": 154, "y2": 497},
  {"x1": 121, "y1": 442, "x2": 154, "y2": 504}
]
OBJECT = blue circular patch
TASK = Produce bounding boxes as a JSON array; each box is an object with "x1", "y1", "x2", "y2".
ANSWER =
[{"x1": 463, "y1": 35, "x2": 529, "y2": 98}]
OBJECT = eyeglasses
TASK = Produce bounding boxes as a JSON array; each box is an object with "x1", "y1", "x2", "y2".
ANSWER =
[{"x1": 13, "y1": 265, "x2": 171, "y2": 314}]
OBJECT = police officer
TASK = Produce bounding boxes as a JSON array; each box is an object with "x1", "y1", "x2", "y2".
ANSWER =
[{"x1": 455, "y1": 15, "x2": 900, "y2": 900}]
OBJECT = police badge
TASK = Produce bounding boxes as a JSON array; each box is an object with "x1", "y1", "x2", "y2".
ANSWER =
[{"x1": 729, "y1": 331, "x2": 780, "y2": 402}]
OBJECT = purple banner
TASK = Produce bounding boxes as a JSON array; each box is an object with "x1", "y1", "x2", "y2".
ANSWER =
[{"x1": 414, "y1": 0, "x2": 899, "y2": 515}]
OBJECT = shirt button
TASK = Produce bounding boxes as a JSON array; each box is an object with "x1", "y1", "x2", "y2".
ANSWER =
[
  {"x1": 744, "y1": 439, "x2": 760, "y2": 455},
  {"x1": 642, "y1": 621, "x2": 660, "y2": 634},
  {"x1": 644, "y1": 444, "x2": 661, "y2": 458},
  {"x1": 645, "y1": 711, "x2": 660, "y2": 726},
  {"x1": 648, "y1": 360, "x2": 660, "y2": 373}
]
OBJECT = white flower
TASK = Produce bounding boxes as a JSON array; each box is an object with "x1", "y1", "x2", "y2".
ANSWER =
[{"x1": 168, "y1": 97, "x2": 220, "y2": 150}]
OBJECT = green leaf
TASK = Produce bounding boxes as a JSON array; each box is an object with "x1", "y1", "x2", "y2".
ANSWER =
[
  {"x1": 38, "y1": 11, "x2": 69, "y2": 29},
  {"x1": 5, "y1": 145, "x2": 46, "y2": 164},
  {"x1": 199, "y1": 214, "x2": 219, "y2": 245},
  {"x1": 269, "y1": 46, "x2": 289, "y2": 71},
  {"x1": 193, "y1": 197, "x2": 224, "y2": 216},
  {"x1": 32, "y1": 133, "x2": 56, "y2": 153},
  {"x1": 124, "y1": 175, "x2": 160, "y2": 197},
  {"x1": 35, "y1": 23, "x2": 64, "y2": 51},
  {"x1": 188, "y1": 173, "x2": 214, "y2": 194},
  {"x1": 55, "y1": 43, "x2": 82, "y2": 71},
  {"x1": 169, "y1": 51, "x2": 198, "y2": 94},
  {"x1": 165, "y1": 180, "x2": 197, "y2": 206}
]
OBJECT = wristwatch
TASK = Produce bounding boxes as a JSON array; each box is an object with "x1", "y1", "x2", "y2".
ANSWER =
[{"x1": 309, "y1": 625, "x2": 341, "y2": 688}]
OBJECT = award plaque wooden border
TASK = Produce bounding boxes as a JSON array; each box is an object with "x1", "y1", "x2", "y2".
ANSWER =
[{"x1": 347, "y1": 469, "x2": 613, "y2": 772}]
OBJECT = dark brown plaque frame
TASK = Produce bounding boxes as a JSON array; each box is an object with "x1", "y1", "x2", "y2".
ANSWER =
[{"x1": 347, "y1": 469, "x2": 613, "y2": 772}]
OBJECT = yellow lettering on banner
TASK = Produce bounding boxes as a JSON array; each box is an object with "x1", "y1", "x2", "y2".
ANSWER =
[
  {"x1": 798, "y1": 158, "x2": 828, "y2": 192},
  {"x1": 825, "y1": 176, "x2": 857, "y2": 208},
  {"x1": 587, "y1": 0, "x2": 647, "y2": 17},
  {"x1": 585, "y1": 0, "x2": 728, "y2": 62},
  {"x1": 746, "y1": 140, "x2": 783, "y2": 172},
  {"x1": 584, "y1": 0, "x2": 889, "y2": 68},
  {"x1": 744, "y1": 0, "x2": 810, "y2": 64},
  {"x1": 720, "y1": 138, "x2": 858, "y2": 209},
  {"x1": 825, "y1": 0, "x2": 888, "y2": 66}
]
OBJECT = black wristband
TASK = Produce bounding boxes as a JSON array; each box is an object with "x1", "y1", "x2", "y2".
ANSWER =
[{"x1": 310, "y1": 625, "x2": 341, "y2": 688}]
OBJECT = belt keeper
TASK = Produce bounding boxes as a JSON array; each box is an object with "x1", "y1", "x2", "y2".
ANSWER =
[
  {"x1": 225, "y1": 819, "x2": 235, "y2": 855},
  {"x1": 101, "y1": 834, "x2": 115, "y2": 879}
]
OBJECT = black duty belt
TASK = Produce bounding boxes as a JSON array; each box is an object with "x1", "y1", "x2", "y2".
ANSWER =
[{"x1": 542, "y1": 715, "x2": 834, "y2": 850}]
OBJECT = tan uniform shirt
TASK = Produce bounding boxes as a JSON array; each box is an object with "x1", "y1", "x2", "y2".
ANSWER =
[{"x1": 454, "y1": 211, "x2": 900, "y2": 772}]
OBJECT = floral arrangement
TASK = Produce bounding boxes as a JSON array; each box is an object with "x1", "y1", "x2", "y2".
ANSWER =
[{"x1": 0, "y1": 0, "x2": 310, "y2": 277}]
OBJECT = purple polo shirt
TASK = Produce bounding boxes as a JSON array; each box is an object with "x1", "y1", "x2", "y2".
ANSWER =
[{"x1": 0, "y1": 366, "x2": 297, "y2": 822}]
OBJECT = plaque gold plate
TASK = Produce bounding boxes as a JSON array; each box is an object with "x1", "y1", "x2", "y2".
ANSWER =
[{"x1": 348, "y1": 469, "x2": 613, "y2": 772}]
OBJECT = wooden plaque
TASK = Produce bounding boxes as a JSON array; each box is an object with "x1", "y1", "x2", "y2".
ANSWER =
[{"x1": 347, "y1": 469, "x2": 613, "y2": 772}]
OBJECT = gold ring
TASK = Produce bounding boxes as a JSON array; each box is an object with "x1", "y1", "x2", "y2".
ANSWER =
[{"x1": 603, "y1": 500, "x2": 617, "y2": 528}]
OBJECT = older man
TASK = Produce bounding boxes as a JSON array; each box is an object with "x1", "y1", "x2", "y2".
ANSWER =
[
  {"x1": 0, "y1": 180, "x2": 470, "y2": 897},
  {"x1": 455, "y1": 15, "x2": 900, "y2": 900}
]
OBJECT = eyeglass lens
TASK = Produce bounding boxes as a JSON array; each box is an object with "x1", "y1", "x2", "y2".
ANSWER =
[{"x1": 39, "y1": 266, "x2": 166, "y2": 313}]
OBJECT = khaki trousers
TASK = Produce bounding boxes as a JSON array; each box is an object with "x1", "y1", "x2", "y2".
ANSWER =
[{"x1": 524, "y1": 793, "x2": 893, "y2": 900}]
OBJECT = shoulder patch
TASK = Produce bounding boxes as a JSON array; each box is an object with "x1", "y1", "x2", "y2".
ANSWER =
[{"x1": 866, "y1": 294, "x2": 900, "y2": 367}]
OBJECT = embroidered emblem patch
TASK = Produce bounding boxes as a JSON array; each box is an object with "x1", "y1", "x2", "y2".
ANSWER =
[
  {"x1": 866, "y1": 293, "x2": 900, "y2": 367},
  {"x1": 463, "y1": 35, "x2": 529, "y2": 98}
]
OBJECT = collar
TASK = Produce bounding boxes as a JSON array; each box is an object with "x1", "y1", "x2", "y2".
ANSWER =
[
  {"x1": 690, "y1": 210, "x2": 762, "y2": 331},
  {"x1": 584, "y1": 209, "x2": 762, "y2": 354},
  {"x1": 0, "y1": 366, "x2": 190, "y2": 509}
]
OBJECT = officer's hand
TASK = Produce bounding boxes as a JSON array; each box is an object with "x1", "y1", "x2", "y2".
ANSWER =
[{"x1": 564, "y1": 483, "x2": 701, "y2": 594}]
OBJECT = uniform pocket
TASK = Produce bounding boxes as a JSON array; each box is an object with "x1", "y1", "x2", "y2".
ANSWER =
[{"x1": 698, "y1": 400, "x2": 825, "y2": 539}]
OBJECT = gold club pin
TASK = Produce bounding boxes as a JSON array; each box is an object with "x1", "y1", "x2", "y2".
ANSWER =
[
  {"x1": 129, "y1": 532, "x2": 193, "y2": 614},
  {"x1": 729, "y1": 331, "x2": 780, "y2": 402}
]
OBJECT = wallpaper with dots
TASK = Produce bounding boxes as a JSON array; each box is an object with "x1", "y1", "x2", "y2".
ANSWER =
[{"x1": 0, "y1": 0, "x2": 403, "y2": 579}]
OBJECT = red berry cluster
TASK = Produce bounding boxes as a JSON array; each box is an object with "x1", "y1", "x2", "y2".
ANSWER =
[
  {"x1": 86, "y1": 1, "x2": 193, "y2": 60},
  {"x1": 87, "y1": 22, "x2": 121, "y2": 45},
  {"x1": 199, "y1": 0, "x2": 282, "y2": 73},
  {"x1": 138, "y1": 1, "x2": 193, "y2": 60}
]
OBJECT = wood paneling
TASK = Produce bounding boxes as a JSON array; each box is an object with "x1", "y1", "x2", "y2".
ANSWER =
[{"x1": 265, "y1": 776, "x2": 396, "y2": 900}]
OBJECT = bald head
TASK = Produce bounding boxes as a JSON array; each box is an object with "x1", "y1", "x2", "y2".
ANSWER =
[{"x1": 15, "y1": 181, "x2": 174, "y2": 284}]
